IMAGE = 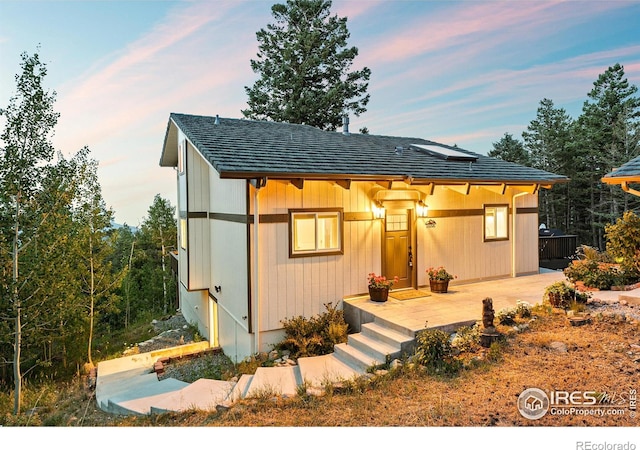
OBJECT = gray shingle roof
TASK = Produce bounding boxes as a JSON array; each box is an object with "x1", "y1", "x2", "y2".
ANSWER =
[
  {"x1": 603, "y1": 155, "x2": 640, "y2": 180},
  {"x1": 164, "y1": 113, "x2": 567, "y2": 185}
]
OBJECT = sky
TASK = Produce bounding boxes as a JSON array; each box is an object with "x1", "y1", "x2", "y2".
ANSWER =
[{"x1": 1, "y1": 0, "x2": 639, "y2": 227}]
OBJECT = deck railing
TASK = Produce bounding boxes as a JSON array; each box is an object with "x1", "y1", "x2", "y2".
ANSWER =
[{"x1": 539, "y1": 235, "x2": 578, "y2": 261}]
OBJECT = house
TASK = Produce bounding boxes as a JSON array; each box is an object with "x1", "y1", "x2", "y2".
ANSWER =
[
  {"x1": 159, "y1": 113, "x2": 567, "y2": 362},
  {"x1": 602, "y1": 155, "x2": 640, "y2": 196}
]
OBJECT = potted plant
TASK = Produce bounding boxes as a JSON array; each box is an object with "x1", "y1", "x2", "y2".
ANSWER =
[
  {"x1": 367, "y1": 273, "x2": 399, "y2": 302},
  {"x1": 426, "y1": 266, "x2": 455, "y2": 293}
]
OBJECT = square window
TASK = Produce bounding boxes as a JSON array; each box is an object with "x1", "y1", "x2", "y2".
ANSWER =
[
  {"x1": 290, "y1": 209, "x2": 343, "y2": 257},
  {"x1": 484, "y1": 205, "x2": 509, "y2": 241}
]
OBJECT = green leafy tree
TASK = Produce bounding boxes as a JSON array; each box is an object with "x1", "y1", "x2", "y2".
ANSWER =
[
  {"x1": 243, "y1": 0, "x2": 371, "y2": 130},
  {"x1": 72, "y1": 156, "x2": 123, "y2": 368},
  {"x1": 0, "y1": 50, "x2": 60, "y2": 414},
  {"x1": 488, "y1": 132, "x2": 530, "y2": 166},
  {"x1": 136, "y1": 195, "x2": 177, "y2": 315}
]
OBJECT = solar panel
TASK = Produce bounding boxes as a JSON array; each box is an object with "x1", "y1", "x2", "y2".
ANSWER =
[{"x1": 410, "y1": 143, "x2": 478, "y2": 161}]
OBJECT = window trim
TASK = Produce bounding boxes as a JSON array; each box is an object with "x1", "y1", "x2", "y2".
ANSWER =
[
  {"x1": 288, "y1": 208, "x2": 344, "y2": 258},
  {"x1": 483, "y1": 204, "x2": 509, "y2": 242}
]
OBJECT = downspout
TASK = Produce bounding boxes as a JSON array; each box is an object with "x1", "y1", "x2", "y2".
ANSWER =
[
  {"x1": 252, "y1": 177, "x2": 267, "y2": 353},
  {"x1": 512, "y1": 190, "x2": 530, "y2": 278}
]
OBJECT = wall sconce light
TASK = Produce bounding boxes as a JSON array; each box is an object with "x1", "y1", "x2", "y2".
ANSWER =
[
  {"x1": 372, "y1": 201, "x2": 385, "y2": 219},
  {"x1": 416, "y1": 200, "x2": 428, "y2": 218}
]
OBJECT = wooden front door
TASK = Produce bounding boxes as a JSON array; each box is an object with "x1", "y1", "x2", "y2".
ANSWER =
[{"x1": 383, "y1": 209, "x2": 413, "y2": 289}]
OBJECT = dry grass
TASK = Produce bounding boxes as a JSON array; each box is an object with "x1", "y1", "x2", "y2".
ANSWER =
[{"x1": 4, "y1": 306, "x2": 640, "y2": 428}]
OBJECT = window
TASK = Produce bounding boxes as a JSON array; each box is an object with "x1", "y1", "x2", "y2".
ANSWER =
[
  {"x1": 178, "y1": 139, "x2": 185, "y2": 174},
  {"x1": 484, "y1": 205, "x2": 509, "y2": 241},
  {"x1": 180, "y1": 218, "x2": 188, "y2": 250},
  {"x1": 290, "y1": 209, "x2": 343, "y2": 257}
]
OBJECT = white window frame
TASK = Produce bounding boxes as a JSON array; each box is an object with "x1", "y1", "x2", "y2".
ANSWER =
[
  {"x1": 289, "y1": 208, "x2": 344, "y2": 257},
  {"x1": 484, "y1": 204, "x2": 509, "y2": 241}
]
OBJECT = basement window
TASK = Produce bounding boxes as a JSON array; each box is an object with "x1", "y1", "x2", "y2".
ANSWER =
[
  {"x1": 289, "y1": 209, "x2": 343, "y2": 257},
  {"x1": 484, "y1": 205, "x2": 509, "y2": 241}
]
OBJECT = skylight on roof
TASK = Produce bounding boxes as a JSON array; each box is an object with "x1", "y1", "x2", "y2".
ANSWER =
[{"x1": 410, "y1": 144, "x2": 478, "y2": 162}]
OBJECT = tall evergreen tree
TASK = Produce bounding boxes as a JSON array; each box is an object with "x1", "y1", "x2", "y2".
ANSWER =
[
  {"x1": 577, "y1": 64, "x2": 640, "y2": 248},
  {"x1": 243, "y1": 0, "x2": 371, "y2": 130},
  {"x1": 488, "y1": 132, "x2": 531, "y2": 166},
  {"x1": 522, "y1": 98, "x2": 574, "y2": 233}
]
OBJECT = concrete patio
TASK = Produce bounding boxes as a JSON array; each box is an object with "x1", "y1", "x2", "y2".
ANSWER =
[{"x1": 343, "y1": 269, "x2": 567, "y2": 335}]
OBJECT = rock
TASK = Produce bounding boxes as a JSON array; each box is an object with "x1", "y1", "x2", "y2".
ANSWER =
[
  {"x1": 549, "y1": 341, "x2": 568, "y2": 353},
  {"x1": 390, "y1": 359, "x2": 402, "y2": 370}
]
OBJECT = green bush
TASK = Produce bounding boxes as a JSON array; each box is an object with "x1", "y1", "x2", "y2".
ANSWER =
[
  {"x1": 543, "y1": 281, "x2": 589, "y2": 309},
  {"x1": 564, "y1": 245, "x2": 623, "y2": 289},
  {"x1": 605, "y1": 211, "x2": 640, "y2": 282},
  {"x1": 275, "y1": 302, "x2": 348, "y2": 359},
  {"x1": 414, "y1": 327, "x2": 462, "y2": 375},
  {"x1": 451, "y1": 323, "x2": 481, "y2": 353},
  {"x1": 496, "y1": 300, "x2": 532, "y2": 325}
]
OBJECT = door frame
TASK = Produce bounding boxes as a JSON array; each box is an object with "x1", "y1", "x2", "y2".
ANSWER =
[{"x1": 381, "y1": 207, "x2": 418, "y2": 289}]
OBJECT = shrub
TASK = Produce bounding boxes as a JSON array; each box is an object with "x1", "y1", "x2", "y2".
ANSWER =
[
  {"x1": 413, "y1": 326, "x2": 462, "y2": 375},
  {"x1": 564, "y1": 245, "x2": 623, "y2": 289},
  {"x1": 605, "y1": 211, "x2": 640, "y2": 283},
  {"x1": 496, "y1": 300, "x2": 532, "y2": 325},
  {"x1": 543, "y1": 281, "x2": 589, "y2": 309},
  {"x1": 275, "y1": 302, "x2": 348, "y2": 359},
  {"x1": 451, "y1": 323, "x2": 481, "y2": 353}
]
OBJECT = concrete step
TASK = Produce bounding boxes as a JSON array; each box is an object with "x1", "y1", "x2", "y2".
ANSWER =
[
  {"x1": 150, "y1": 379, "x2": 236, "y2": 414},
  {"x1": 334, "y1": 342, "x2": 382, "y2": 372},
  {"x1": 348, "y1": 332, "x2": 398, "y2": 362},
  {"x1": 96, "y1": 371, "x2": 159, "y2": 410},
  {"x1": 362, "y1": 321, "x2": 416, "y2": 357},
  {"x1": 223, "y1": 374, "x2": 253, "y2": 406},
  {"x1": 244, "y1": 366, "x2": 302, "y2": 399},
  {"x1": 108, "y1": 378, "x2": 189, "y2": 415},
  {"x1": 297, "y1": 353, "x2": 363, "y2": 388}
]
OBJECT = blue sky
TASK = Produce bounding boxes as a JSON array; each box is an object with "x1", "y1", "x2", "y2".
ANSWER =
[{"x1": 1, "y1": 0, "x2": 639, "y2": 226}]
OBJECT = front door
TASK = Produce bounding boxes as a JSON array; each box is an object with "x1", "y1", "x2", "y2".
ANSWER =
[{"x1": 383, "y1": 209, "x2": 413, "y2": 289}]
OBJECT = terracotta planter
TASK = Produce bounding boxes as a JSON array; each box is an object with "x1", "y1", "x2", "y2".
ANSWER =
[
  {"x1": 368, "y1": 286, "x2": 389, "y2": 302},
  {"x1": 429, "y1": 279, "x2": 449, "y2": 293}
]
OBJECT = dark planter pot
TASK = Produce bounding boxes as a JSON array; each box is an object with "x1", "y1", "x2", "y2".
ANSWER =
[
  {"x1": 368, "y1": 286, "x2": 389, "y2": 302},
  {"x1": 429, "y1": 279, "x2": 450, "y2": 293}
]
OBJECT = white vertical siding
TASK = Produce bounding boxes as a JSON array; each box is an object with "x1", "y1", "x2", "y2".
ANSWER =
[
  {"x1": 209, "y1": 169, "x2": 250, "y2": 334},
  {"x1": 253, "y1": 180, "x2": 381, "y2": 332}
]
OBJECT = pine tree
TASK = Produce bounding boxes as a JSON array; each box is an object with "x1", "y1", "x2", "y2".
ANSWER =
[
  {"x1": 243, "y1": 0, "x2": 371, "y2": 130},
  {"x1": 488, "y1": 132, "x2": 531, "y2": 166},
  {"x1": 523, "y1": 98, "x2": 574, "y2": 233},
  {"x1": 577, "y1": 64, "x2": 640, "y2": 248}
]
